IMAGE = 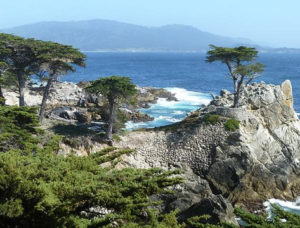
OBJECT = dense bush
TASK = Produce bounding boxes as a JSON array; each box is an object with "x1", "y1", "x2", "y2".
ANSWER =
[
  {"x1": 0, "y1": 106, "x2": 183, "y2": 227},
  {"x1": 224, "y1": 119, "x2": 239, "y2": 131},
  {"x1": 0, "y1": 106, "x2": 41, "y2": 153}
]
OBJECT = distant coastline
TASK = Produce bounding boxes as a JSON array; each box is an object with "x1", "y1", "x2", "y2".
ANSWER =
[
  {"x1": 82, "y1": 49, "x2": 206, "y2": 53},
  {"x1": 82, "y1": 48, "x2": 300, "y2": 54}
]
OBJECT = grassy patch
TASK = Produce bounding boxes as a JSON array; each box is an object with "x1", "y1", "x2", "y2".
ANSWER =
[
  {"x1": 224, "y1": 118, "x2": 240, "y2": 131},
  {"x1": 203, "y1": 114, "x2": 220, "y2": 125}
]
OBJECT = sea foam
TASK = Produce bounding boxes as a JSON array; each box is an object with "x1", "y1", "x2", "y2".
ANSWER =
[
  {"x1": 126, "y1": 87, "x2": 211, "y2": 130},
  {"x1": 264, "y1": 197, "x2": 300, "y2": 217}
]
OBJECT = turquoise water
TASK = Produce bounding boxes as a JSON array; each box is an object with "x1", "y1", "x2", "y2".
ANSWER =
[{"x1": 126, "y1": 88, "x2": 211, "y2": 129}]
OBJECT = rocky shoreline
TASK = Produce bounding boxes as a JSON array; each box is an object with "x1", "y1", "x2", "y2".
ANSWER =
[
  {"x1": 4, "y1": 79, "x2": 300, "y2": 224},
  {"x1": 3, "y1": 81, "x2": 177, "y2": 125}
]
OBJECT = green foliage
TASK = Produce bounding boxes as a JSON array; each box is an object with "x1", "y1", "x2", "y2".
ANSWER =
[
  {"x1": 0, "y1": 97, "x2": 5, "y2": 106},
  {"x1": 0, "y1": 33, "x2": 85, "y2": 110},
  {"x1": 224, "y1": 119, "x2": 239, "y2": 131},
  {"x1": 0, "y1": 106, "x2": 40, "y2": 153},
  {"x1": 0, "y1": 106, "x2": 184, "y2": 227},
  {"x1": 0, "y1": 34, "x2": 38, "y2": 100},
  {"x1": 51, "y1": 124, "x2": 96, "y2": 137},
  {"x1": 86, "y1": 76, "x2": 137, "y2": 139},
  {"x1": 0, "y1": 148, "x2": 183, "y2": 227},
  {"x1": 203, "y1": 114, "x2": 220, "y2": 125},
  {"x1": 235, "y1": 205, "x2": 300, "y2": 227},
  {"x1": 206, "y1": 45, "x2": 259, "y2": 64},
  {"x1": 86, "y1": 76, "x2": 137, "y2": 103},
  {"x1": 34, "y1": 40, "x2": 86, "y2": 122}
]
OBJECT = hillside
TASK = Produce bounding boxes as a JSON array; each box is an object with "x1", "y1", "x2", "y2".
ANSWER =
[{"x1": 1, "y1": 19, "x2": 252, "y2": 52}]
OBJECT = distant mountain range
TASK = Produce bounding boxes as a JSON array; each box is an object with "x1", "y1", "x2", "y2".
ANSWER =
[
  {"x1": 0, "y1": 19, "x2": 255, "y2": 52},
  {"x1": 1, "y1": 19, "x2": 299, "y2": 53}
]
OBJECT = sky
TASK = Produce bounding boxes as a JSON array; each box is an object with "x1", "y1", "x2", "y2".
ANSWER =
[{"x1": 1, "y1": 0, "x2": 300, "y2": 48}]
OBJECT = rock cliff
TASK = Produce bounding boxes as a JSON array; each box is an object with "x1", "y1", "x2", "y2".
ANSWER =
[{"x1": 114, "y1": 80, "x2": 300, "y2": 221}]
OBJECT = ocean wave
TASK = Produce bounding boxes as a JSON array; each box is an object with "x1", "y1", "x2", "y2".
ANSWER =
[
  {"x1": 154, "y1": 115, "x2": 181, "y2": 123},
  {"x1": 165, "y1": 87, "x2": 211, "y2": 105},
  {"x1": 126, "y1": 87, "x2": 211, "y2": 130},
  {"x1": 264, "y1": 198, "x2": 300, "y2": 217},
  {"x1": 125, "y1": 121, "x2": 148, "y2": 130},
  {"x1": 173, "y1": 110, "x2": 185, "y2": 115}
]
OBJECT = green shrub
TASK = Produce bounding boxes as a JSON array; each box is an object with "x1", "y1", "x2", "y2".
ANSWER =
[
  {"x1": 224, "y1": 119, "x2": 239, "y2": 131},
  {"x1": 0, "y1": 106, "x2": 184, "y2": 227},
  {"x1": 203, "y1": 114, "x2": 220, "y2": 125},
  {"x1": 51, "y1": 124, "x2": 95, "y2": 137},
  {"x1": 0, "y1": 97, "x2": 5, "y2": 105},
  {"x1": 0, "y1": 106, "x2": 40, "y2": 153}
]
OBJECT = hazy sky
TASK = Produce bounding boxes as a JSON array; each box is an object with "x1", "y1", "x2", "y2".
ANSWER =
[{"x1": 1, "y1": 0, "x2": 300, "y2": 48}]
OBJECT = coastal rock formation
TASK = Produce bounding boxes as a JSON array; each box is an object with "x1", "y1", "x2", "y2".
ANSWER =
[
  {"x1": 114, "y1": 80, "x2": 300, "y2": 221},
  {"x1": 136, "y1": 86, "x2": 178, "y2": 108},
  {"x1": 4, "y1": 81, "x2": 84, "y2": 107},
  {"x1": 3, "y1": 82, "x2": 176, "y2": 124},
  {"x1": 50, "y1": 106, "x2": 92, "y2": 123}
]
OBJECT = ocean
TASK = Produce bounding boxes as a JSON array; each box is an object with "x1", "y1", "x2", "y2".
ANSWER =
[
  {"x1": 64, "y1": 52, "x2": 300, "y2": 129},
  {"x1": 64, "y1": 52, "x2": 300, "y2": 214}
]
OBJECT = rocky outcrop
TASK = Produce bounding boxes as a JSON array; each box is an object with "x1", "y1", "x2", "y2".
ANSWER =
[
  {"x1": 120, "y1": 108, "x2": 154, "y2": 122},
  {"x1": 113, "y1": 80, "x2": 300, "y2": 222},
  {"x1": 49, "y1": 106, "x2": 92, "y2": 123},
  {"x1": 4, "y1": 81, "x2": 85, "y2": 107},
  {"x1": 3, "y1": 82, "x2": 176, "y2": 126},
  {"x1": 136, "y1": 86, "x2": 177, "y2": 108},
  {"x1": 178, "y1": 194, "x2": 236, "y2": 224}
]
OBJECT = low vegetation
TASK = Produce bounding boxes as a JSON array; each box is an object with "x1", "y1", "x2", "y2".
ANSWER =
[
  {"x1": 203, "y1": 114, "x2": 220, "y2": 125},
  {"x1": 224, "y1": 119, "x2": 240, "y2": 131},
  {"x1": 0, "y1": 106, "x2": 184, "y2": 227}
]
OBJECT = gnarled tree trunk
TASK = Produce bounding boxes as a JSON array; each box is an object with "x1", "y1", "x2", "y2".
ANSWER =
[
  {"x1": 0, "y1": 82, "x2": 5, "y2": 105},
  {"x1": 106, "y1": 101, "x2": 115, "y2": 140},
  {"x1": 17, "y1": 72, "x2": 25, "y2": 106},
  {"x1": 39, "y1": 76, "x2": 54, "y2": 124}
]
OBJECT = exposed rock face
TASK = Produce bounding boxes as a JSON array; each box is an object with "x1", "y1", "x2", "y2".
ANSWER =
[
  {"x1": 115, "y1": 80, "x2": 300, "y2": 222},
  {"x1": 121, "y1": 109, "x2": 154, "y2": 122},
  {"x1": 4, "y1": 82, "x2": 85, "y2": 107},
  {"x1": 3, "y1": 82, "x2": 176, "y2": 125},
  {"x1": 136, "y1": 86, "x2": 177, "y2": 108},
  {"x1": 50, "y1": 106, "x2": 92, "y2": 123},
  {"x1": 178, "y1": 195, "x2": 236, "y2": 224}
]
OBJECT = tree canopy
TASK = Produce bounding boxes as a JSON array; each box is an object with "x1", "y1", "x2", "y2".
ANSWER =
[
  {"x1": 87, "y1": 76, "x2": 137, "y2": 140},
  {"x1": 34, "y1": 41, "x2": 86, "y2": 123},
  {"x1": 206, "y1": 45, "x2": 264, "y2": 107},
  {"x1": 0, "y1": 33, "x2": 38, "y2": 106}
]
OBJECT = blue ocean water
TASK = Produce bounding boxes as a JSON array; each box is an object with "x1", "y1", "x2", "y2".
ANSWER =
[{"x1": 64, "y1": 52, "x2": 300, "y2": 128}]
